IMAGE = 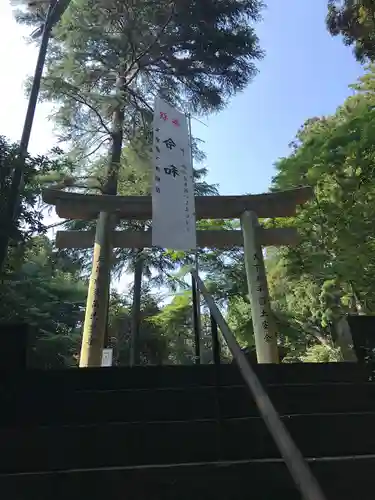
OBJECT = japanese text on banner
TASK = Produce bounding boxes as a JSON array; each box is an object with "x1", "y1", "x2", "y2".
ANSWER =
[{"x1": 152, "y1": 97, "x2": 196, "y2": 250}]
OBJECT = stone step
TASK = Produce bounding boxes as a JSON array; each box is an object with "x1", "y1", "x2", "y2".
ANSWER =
[
  {"x1": 1, "y1": 455, "x2": 374, "y2": 500},
  {"x1": 1, "y1": 412, "x2": 375, "y2": 474},
  {"x1": 1, "y1": 362, "x2": 374, "y2": 394},
  {"x1": 2, "y1": 382, "x2": 375, "y2": 426}
]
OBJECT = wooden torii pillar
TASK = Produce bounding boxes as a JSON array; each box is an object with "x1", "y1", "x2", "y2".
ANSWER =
[{"x1": 43, "y1": 186, "x2": 313, "y2": 366}]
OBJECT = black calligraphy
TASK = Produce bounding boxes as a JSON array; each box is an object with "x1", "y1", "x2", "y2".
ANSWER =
[
  {"x1": 164, "y1": 165, "x2": 179, "y2": 177},
  {"x1": 163, "y1": 138, "x2": 176, "y2": 150},
  {"x1": 153, "y1": 108, "x2": 193, "y2": 237},
  {"x1": 253, "y1": 251, "x2": 272, "y2": 342}
]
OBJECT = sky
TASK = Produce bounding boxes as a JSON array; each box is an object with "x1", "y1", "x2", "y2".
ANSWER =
[{"x1": 0, "y1": 0, "x2": 364, "y2": 196}]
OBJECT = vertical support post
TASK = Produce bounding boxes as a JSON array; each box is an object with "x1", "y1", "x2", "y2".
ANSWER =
[
  {"x1": 339, "y1": 316, "x2": 360, "y2": 362},
  {"x1": 130, "y1": 251, "x2": 143, "y2": 367},
  {"x1": 211, "y1": 314, "x2": 221, "y2": 366},
  {"x1": 192, "y1": 274, "x2": 201, "y2": 364},
  {"x1": 79, "y1": 212, "x2": 113, "y2": 367},
  {"x1": 103, "y1": 290, "x2": 110, "y2": 349},
  {"x1": 195, "y1": 255, "x2": 202, "y2": 355},
  {"x1": 241, "y1": 211, "x2": 279, "y2": 364},
  {"x1": 188, "y1": 113, "x2": 201, "y2": 364},
  {"x1": 211, "y1": 312, "x2": 223, "y2": 459}
]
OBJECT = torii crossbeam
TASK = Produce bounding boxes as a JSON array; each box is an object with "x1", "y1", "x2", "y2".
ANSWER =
[{"x1": 43, "y1": 186, "x2": 312, "y2": 221}]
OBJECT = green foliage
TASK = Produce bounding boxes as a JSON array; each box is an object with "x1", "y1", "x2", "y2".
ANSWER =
[
  {"x1": 106, "y1": 290, "x2": 168, "y2": 365},
  {"x1": 0, "y1": 236, "x2": 87, "y2": 368},
  {"x1": 152, "y1": 292, "x2": 218, "y2": 364},
  {"x1": 265, "y1": 66, "x2": 375, "y2": 357},
  {"x1": 150, "y1": 293, "x2": 195, "y2": 364},
  {"x1": 10, "y1": 0, "x2": 51, "y2": 28},
  {"x1": 27, "y1": 0, "x2": 264, "y2": 156},
  {"x1": 0, "y1": 137, "x2": 84, "y2": 368},
  {"x1": 327, "y1": 0, "x2": 375, "y2": 62},
  {"x1": 199, "y1": 67, "x2": 375, "y2": 361},
  {"x1": 0, "y1": 137, "x2": 73, "y2": 260},
  {"x1": 300, "y1": 345, "x2": 342, "y2": 363},
  {"x1": 272, "y1": 81, "x2": 375, "y2": 310},
  {"x1": 227, "y1": 295, "x2": 254, "y2": 347}
]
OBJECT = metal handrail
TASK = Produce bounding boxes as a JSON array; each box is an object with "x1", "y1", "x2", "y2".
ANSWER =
[
  {"x1": 191, "y1": 274, "x2": 201, "y2": 364},
  {"x1": 191, "y1": 270, "x2": 327, "y2": 500}
]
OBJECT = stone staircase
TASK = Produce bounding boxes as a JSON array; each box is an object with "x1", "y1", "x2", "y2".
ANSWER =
[{"x1": 1, "y1": 362, "x2": 375, "y2": 499}]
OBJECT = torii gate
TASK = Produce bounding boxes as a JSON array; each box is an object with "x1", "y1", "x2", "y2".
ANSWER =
[{"x1": 43, "y1": 186, "x2": 313, "y2": 366}]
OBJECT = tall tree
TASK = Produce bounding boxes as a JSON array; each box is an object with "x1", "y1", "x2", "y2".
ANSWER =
[
  {"x1": 269, "y1": 68, "x2": 375, "y2": 358},
  {"x1": 32, "y1": 0, "x2": 264, "y2": 367},
  {"x1": 326, "y1": 0, "x2": 375, "y2": 62}
]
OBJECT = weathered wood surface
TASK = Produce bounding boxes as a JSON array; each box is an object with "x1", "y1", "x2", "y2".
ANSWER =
[
  {"x1": 55, "y1": 228, "x2": 299, "y2": 249},
  {"x1": 42, "y1": 187, "x2": 313, "y2": 220}
]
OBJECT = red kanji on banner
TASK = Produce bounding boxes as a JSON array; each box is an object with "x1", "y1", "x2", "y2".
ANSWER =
[
  {"x1": 160, "y1": 112, "x2": 168, "y2": 121},
  {"x1": 172, "y1": 118, "x2": 180, "y2": 127}
]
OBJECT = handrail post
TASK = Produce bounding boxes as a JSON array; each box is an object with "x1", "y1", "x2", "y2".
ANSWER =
[
  {"x1": 211, "y1": 313, "x2": 223, "y2": 460},
  {"x1": 192, "y1": 274, "x2": 201, "y2": 364},
  {"x1": 211, "y1": 314, "x2": 220, "y2": 366},
  {"x1": 241, "y1": 211, "x2": 279, "y2": 363}
]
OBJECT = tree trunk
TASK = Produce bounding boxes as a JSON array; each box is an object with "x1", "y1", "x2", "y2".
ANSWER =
[
  {"x1": 79, "y1": 74, "x2": 125, "y2": 368},
  {"x1": 130, "y1": 250, "x2": 144, "y2": 366}
]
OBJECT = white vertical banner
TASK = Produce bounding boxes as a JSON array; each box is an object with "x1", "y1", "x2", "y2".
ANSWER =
[{"x1": 152, "y1": 97, "x2": 196, "y2": 250}]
